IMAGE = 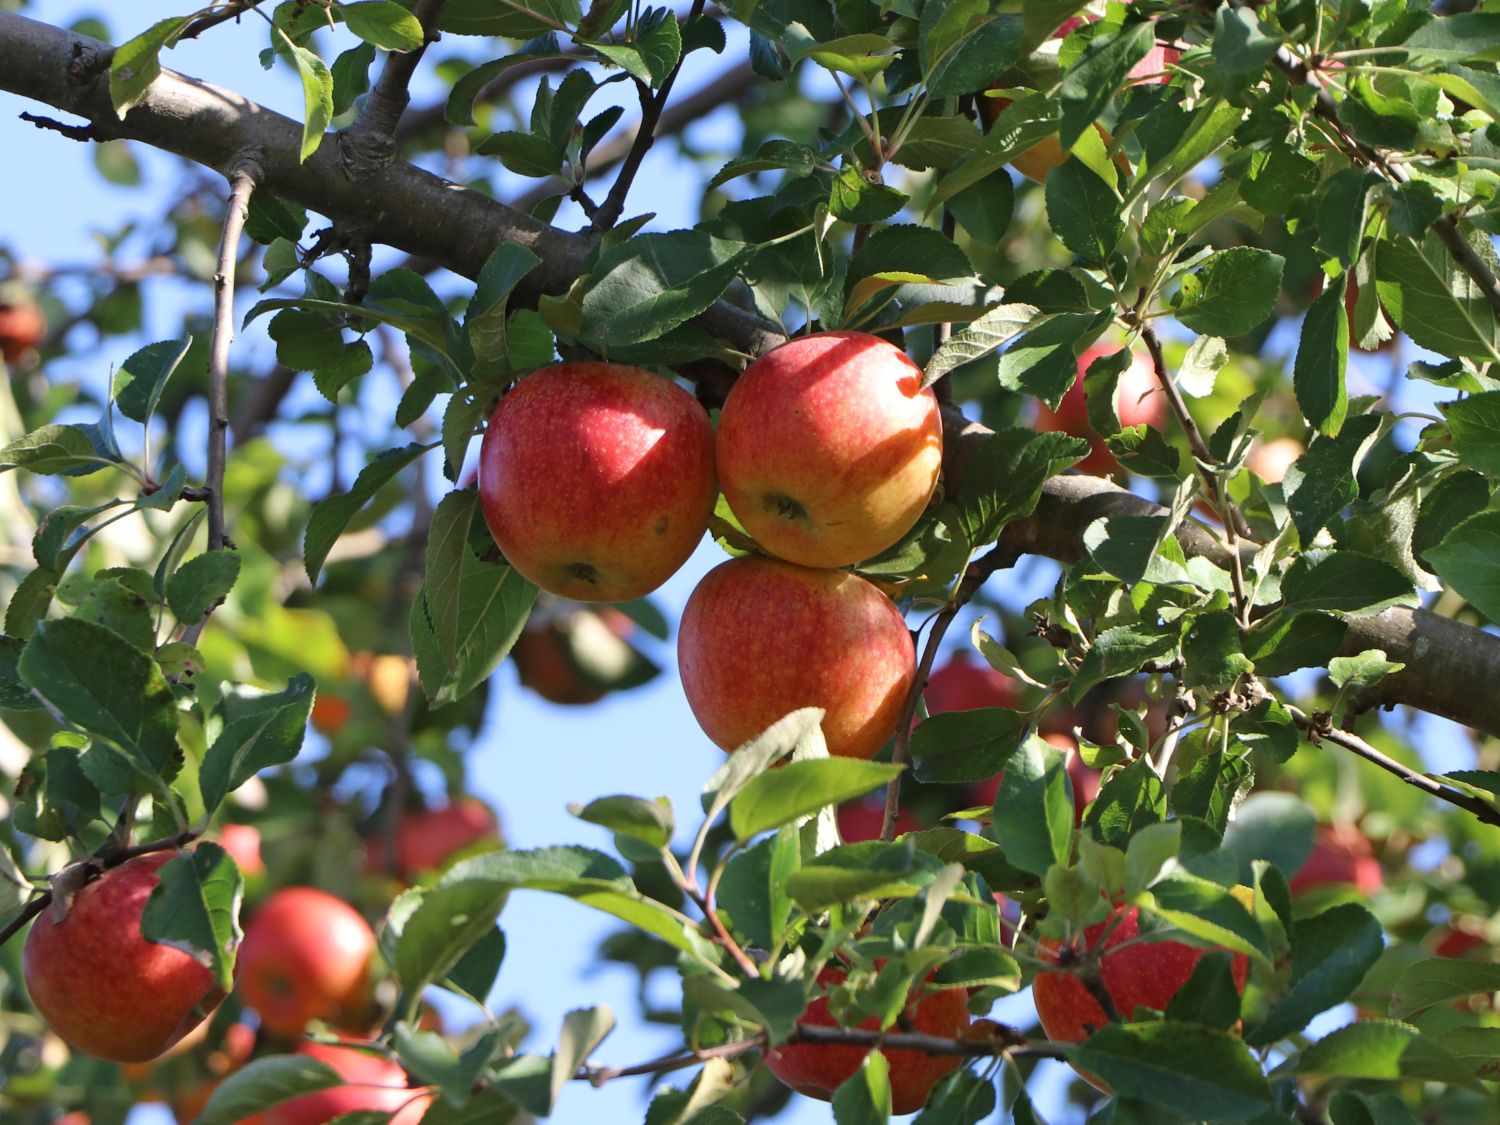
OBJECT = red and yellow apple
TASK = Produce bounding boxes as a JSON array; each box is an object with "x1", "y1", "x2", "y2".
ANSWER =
[
  {"x1": 0, "y1": 300, "x2": 46, "y2": 363},
  {"x1": 309, "y1": 693, "x2": 353, "y2": 736},
  {"x1": 236, "y1": 887, "x2": 376, "y2": 1038},
  {"x1": 479, "y1": 362, "x2": 716, "y2": 600},
  {"x1": 1289, "y1": 824, "x2": 1383, "y2": 897},
  {"x1": 22, "y1": 852, "x2": 227, "y2": 1063},
  {"x1": 763, "y1": 965, "x2": 971, "y2": 1114},
  {"x1": 266, "y1": 1040, "x2": 430, "y2": 1125},
  {"x1": 678, "y1": 555, "x2": 916, "y2": 759},
  {"x1": 217, "y1": 823, "x2": 265, "y2": 880},
  {"x1": 513, "y1": 606, "x2": 636, "y2": 706},
  {"x1": 1034, "y1": 345, "x2": 1164, "y2": 475},
  {"x1": 367, "y1": 796, "x2": 500, "y2": 878},
  {"x1": 715, "y1": 331, "x2": 943, "y2": 569}
]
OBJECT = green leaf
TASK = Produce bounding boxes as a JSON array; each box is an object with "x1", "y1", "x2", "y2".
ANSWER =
[
  {"x1": 280, "y1": 33, "x2": 335, "y2": 163},
  {"x1": 549, "y1": 1006, "x2": 616, "y2": 1109},
  {"x1": 785, "y1": 842, "x2": 945, "y2": 910},
  {"x1": 1083, "y1": 758, "x2": 1165, "y2": 849},
  {"x1": 391, "y1": 880, "x2": 513, "y2": 999},
  {"x1": 1249, "y1": 903, "x2": 1384, "y2": 1045},
  {"x1": 1163, "y1": 952, "x2": 1243, "y2": 1030},
  {"x1": 166, "y1": 551, "x2": 241, "y2": 625},
  {"x1": 19, "y1": 617, "x2": 180, "y2": 781},
  {"x1": 114, "y1": 337, "x2": 192, "y2": 425},
  {"x1": 636, "y1": 8, "x2": 683, "y2": 86},
  {"x1": 829, "y1": 165, "x2": 907, "y2": 224},
  {"x1": 1170, "y1": 248, "x2": 1284, "y2": 337},
  {"x1": 1045, "y1": 158, "x2": 1124, "y2": 262},
  {"x1": 341, "y1": 1, "x2": 425, "y2": 50},
  {"x1": 958, "y1": 427, "x2": 1091, "y2": 546},
  {"x1": 1426, "y1": 510, "x2": 1500, "y2": 623},
  {"x1": 395, "y1": 1025, "x2": 500, "y2": 1109},
  {"x1": 910, "y1": 708, "x2": 1025, "y2": 785},
  {"x1": 140, "y1": 843, "x2": 243, "y2": 993},
  {"x1": 1222, "y1": 792, "x2": 1316, "y2": 886},
  {"x1": 729, "y1": 759, "x2": 903, "y2": 841},
  {"x1": 1182, "y1": 611, "x2": 1253, "y2": 689},
  {"x1": 1283, "y1": 413, "x2": 1383, "y2": 545},
  {"x1": 197, "y1": 1055, "x2": 342, "y2": 1125},
  {"x1": 1442, "y1": 391, "x2": 1500, "y2": 478},
  {"x1": 912, "y1": 1069, "x2": 995, "y2": 1123},
  {"x1": 0, "y1": 424, "x2": 113, "y2": 476},
  {"x1": 700, "y1": 708, "x2": 828, "y2": 820},
  {"x1": 1278, "y1": 550, "x2": 1416, "y2": 617},
  {"x1": 410, "y1": 490, "x2": 538, "y2": 705},
  {"x1": 198, "y1": 674, "x2": 314, "y2": 814},
  {"x1": 1388, "y1": 957, "x2": 1500, "y2": 1022},
  {"x1": 1057, "y1": 20, "x2": 1155, "y2": 150},
  {"x1": 109, "y1": 17, "x2": 189, "y2": 116},
  {"x1": 1278, "y1": 1020, "x2": 1482, "y2": 1089},
  {"x1": 442, "y1": 925, "x2": 505, "y2": 1004},
  {"x1": 931, "y1": 947, "x2": 1021, "y2": 992},
  {"x1": 1070, "y1": 1022, "x2": 1272, "y2": 1121},
  {"x1": 1434, "y1": 1026, "x2": 1500, "y2": 1081},
  {"x1": 1139, "y1": 873, "x2": 1271, "y2": 963},
  {"x1": 305, "y1": 444, "x2": 428, "y2": 582},
  {"x1": 1403, "y1": 14, "x2": 1500, "y2": 62},
  {"x1": 580, "y1": 232, "x2": 753, "y2": 346},
  {"x1": 832, "y1": 1049, "x2": 890, "y2": 1123},
  {"x1": 1376, "y1": 231, "x2": 1500, "y2": 362},
  {"x1": 992, "y1": 735, "x2": 1072, "y2": 877},
  {"x1": 13, "y1": 744, "x2": 101, "y2": 841},
  {"x1": 922, "y1": 304, "x2": 1037, "y2": 388},
  {"x1": 570, "y1": 795, "x2": 675, "y2": 848},
  {"x1": 1072, "y1": 623, "x2": 1180, "y2": 701},
  {"x1": 1293, "y1": 275, "x2": 1350, "y2": 436}
]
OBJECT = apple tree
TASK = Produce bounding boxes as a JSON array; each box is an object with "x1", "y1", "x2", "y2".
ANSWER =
[{"x1": 3, "y1": 0, "x2": 1500, "y2": 1122}]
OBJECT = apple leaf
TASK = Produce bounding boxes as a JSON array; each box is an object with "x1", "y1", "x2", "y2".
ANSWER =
[
  {"x1": 0, "y1": 424, "x2": 114, "y2": 477},
  {"x1": 1328, "y1": 1091, "x2": 1424, "y2": 1125},
  {"x1": 715, "y1": 829, "x2": 798, "y2": 950},
  {"x1": 700, "y1": 707, "x2": 828, "y2": 822},
  {"x1": 570, "y1": 795, "x2": 676, "y2": 849},
  {"x1": 1376, "y1": 230, "x2": 1500, "y2": 363},
  {"x1": 831, "y1": 1049, "x2": 891, "y2": 1123},
  {"x1": 991, "y1": 734, "x2": 1072, "y2": 877},
  {"x1": 1388, "y1": 957, "x2": 1500, "y2": 1022},
  {"x1": 1248, "y1": 903, "x2": 1384, "y2": 1045},
  {"x1": 196, "y1": 1055, "x2": 343, "y2": 1125},
  {"x1": 1138, "y1": 873, "x2": 1271, "y2": 963},
  {"x1": 341, "y1": 0, "x2": 425, "y2": 50},
  {"x1": 1071, "y1": 623, "x2": 1181, "y2": 701},
  {"x1": 410, "y1": 489, "x2": 538, "y2": 706},
  {"x1": 395, "y1": 1024, "x2": 503, "y2": 1109},
  {"x1": 305, "y1": 443, "x2": 430, "y2": 582},
  {"x1": 785, "y1": 841, "x2": 946, "y2": 910},
  {"x1": 910, "y1": 707, "x2": 1026, "y2": 784},
  {"x1": 922, "y1": 303, "x2": 1038, "y2": 388},
  {"x1": 551, "y1": 1006, "x2": 615, "y2": 1110},
  {"x1": 166, "y1": 550, "x2": 241, "y2": 625},
  {"x1": 957, "y1": 427, "x2": 1091, "y2": 547},
  {"x1": 113, "y1": 337, "x2": 193, "y2": 425},
  {"x1": 1425, "y1": 510, "x2": 1500, "y2": 624},
  {"x1": 1169, "y1": 248, "x2": 1284, "y2": 338},
  {"x1": 579, "y1": 231, "x2": 754, "y2": 346},
  {"x1": 109, "y1": 17, "x2": 191, "y2": 117},
  {"x1": 442, "y1": 924, "x2": 506, "y2": 1005},
  {"x1": 140, "y1": 843, "x2": 244, "y2": 993},
  {"x1": 1046, "y1": 158, "x2": 1125, "y2": 263},
  {"x1": 729, "y1": 759, "x2": 902, "y2": 841},
  {"x1": 387, "y1": 880, "x2": 513, "y2": 999},
  {"x1": 1274, "y1": 1019, "x2": 1483, "y2": 1090},
  {"x1": 1069, "y1": 1022, "x2": 1272, "y2": 1121},
  {"x1": 1163, "y1": 952, "x2": 1243, "y2": 1030},
  {"x1": 1293, "y1": 274, "x2": 1350, "y2": 437},
  {"x1": 1277, "y1": 550, "x2": 1417, "y2": 618},
  {"x1": 1084, "y1": 758, "x2": 1165, "y2": 849},
  {"x1": 198, "y1": 673, "x2": 315, "y2": 815},
  {"x1": 1057, "y1": 20, "x2": 1154, "y2": 150},
  {"x1": 1282, "y1": 413, "x2": 1382, "y2": 545}
]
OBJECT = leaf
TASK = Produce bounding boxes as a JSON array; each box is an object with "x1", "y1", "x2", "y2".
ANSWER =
[
  {"x1": 109, "y1": 17, "x2": 189, "y2": 116},
  {"x1": 992, "y1": 735, "x2": 1072, "y2": 877},
  {"x1": 114, "y1": 337, "x2": 192, "y2": 425},
  {"x1": 635, "y1": 8, "x2": 683, "y2": 86},
  {"x1": 280, "y1": 33, "x2": 334, "y2": 163},
  {"x1": 700, "y1": 708, "x2": 828, "y2": 821},
  {"x1": 1293, "y1": 275, "x2": 1350, "y2": 436},
  {"x1": 828, "y1": 165, "x2": 907, "y2": 224},
  {"x1": 341, "y1": 1, "x2": 425, "y2": 50},
  {"x1": 1083, "y1": 758, "x2": 1165, "y2": 849},
  {"x1": 197, "y1": 1055, "x2": 342, "y2": 1125},
  {"x1": 1045, "y1": 158, "x2": 1124, "y2": 262},
  {"x1": 1071, "y1": 623, "x2": 1180, "y2": 701},
  {"x1": 198, "y1": 674, "x2": 315, "y2": 814},
  {"x1": 1388, "y1": 957, "x2": 1500, "y2": 1022},
  {"x1": 0, "y1": 424, "x2": 112, "y2": 476},
  {"x1": 1278, "y1": 1020, "x2": 1481, "y2": 1089},
  {"x1": 19, "y1": 617, "x2": 180, "y2": 782},
  {"x1": 729, "y1": 759, "x2": 903, "y2": 841},
  {"x1": 410, "y1": 490, "x2": 538, "y2": 705},
  {"x1": 1248, "y1": 903, "x2": 1384, "y2": 1045},
  {"x1": 833, "y1": 1050, "x2": 891, "y2": 1123},
  {"x1": 957, "y1": 428, "x2": 1091, "y2": 546},
  {"x1": 785, "y1": 842, "x2": 946, "y2": 910},
  {"x1": 1283, "y1": 413, "x2": 1383, "y2": 545},
  {"x1": 1278, "y1": 550, "x2": 1416, "y2": 618},
  {"x1": 1376, "y1": 231, "x2": 1500, "y2": 362},
  {"x1": 305, "y1": 444, "x2": 429, "y2": 582},
  {"x1": 1164, "y1": 952, "x2": 1243, "y2": 1030},
  {"x1": 442, "y1": 925, "x2": 505, "y2": 1004},
  {"x1": 1171, "y1": 248, "x2": 1284, "y2": 337},
  {"x1": 1221, "y1": 792, "x2": 1316, "y2": 886},
  {"x1": 570, "y1": 796, "x2": 675, "y2": 849},
  {"x1": 1426, "y1": 510, "x2": 1500, "y2": 623},
  {"x1": 391, "y1": 881, "x2": 515, "y2": 999},
  {"x1": 140, "y1": 843, "x2": 243, "y2": 992},
  {"x1": 1442, "y1": 391, "x2": 1500, "y2": 478},
  {"x1": 910, "y1": 707, "x2": 1026, "y2": 785},
  {"x1": 166, "y1": 551, "x2": 241, "y2": 624},
  {"x1": 1057, "y1": 20, "x2": 1155, "y2": 150},
  {"x1": 579, "y1": 232, "x2": 753, "y2": 346},
  {"x1": 1140, "y1": 873, "x2": 1271, "y2": 963},
  {"x1": 1070, "y1": 1022, "x2": 1272, "y2": 1121}
]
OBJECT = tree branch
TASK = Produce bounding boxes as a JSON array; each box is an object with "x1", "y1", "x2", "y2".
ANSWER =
[
  {"x1": 177, "y1": 0, "x2": 267, "y2": 43},
  {"x1": 340, "y1": 0, "x2": 446, "y2": 179}
]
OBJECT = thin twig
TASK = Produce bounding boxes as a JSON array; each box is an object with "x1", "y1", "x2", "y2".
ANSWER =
[
  {"x1": 18, "y1": 111, "x2": 97, "y2": 141},
  {"x1": 0, "y1": 895, "x2": 49, "y2": 948},
  {"x1": 177, "y1": 0, "x2": 267, "y2": 42}
]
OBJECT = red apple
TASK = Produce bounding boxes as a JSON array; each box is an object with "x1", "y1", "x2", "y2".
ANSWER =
[
  {"x1": 715, "y1": 331, "x2": 943, "y2": 569},
  {"x1": 763, "y1": 964, "x2": 971, "y2": 1114},
  {"x1": 22, "y1": 852, "x2": 227, "y2": 1063},
  {"x1": 266, "y1": 1040, "x2": 430, "y2": 1125},
  {"x1": 1433, "y1": 924, "x2": 1487, "y2": 960},
  {"x1": 1246, "y1": 436, "x2": 1303, "y2": 485},
  {"x1": 309, "y1": 693, "x2": 352, "y2": 736},
  {"x1": 169, "y1": 1021, "x2": 259, "y2": 1125},
  {"x1": 368, "y1": 797, "x2": 499, "y2": 878},
  {"x1": 1034, "y1": 346, "x2": 1164, "y2": 475},
  {"x1": 1032, "y1": 903, "x2": 1250, "y2": 1089},
  {"x1": 1289, "y1": 824, "x2": 1383, "y2": 897},
  {"x1": 479, "y1": 362, "x2": 716, "y2": 600},
  {"x1": 218, "y1": 823, "x2": 265, "y2": 879},
  {"x1": 513, "y1": 606, "x2": 636, "y2": 706},
  {"x1": 924, "y1": 650, "x2": 1018, "y2": 715},
  {"x1": 836, "y1": 794, "x2": 921, "y2": 842},
  {"x1": 0, "y1": 300, "x2": 46, "y2": 363},
  {"x1": 236, "y1": 887, "x2": 376, "y2": 1038},
  {"x1": 678, "y1": 555, "x2": 916, "y2": 760}
]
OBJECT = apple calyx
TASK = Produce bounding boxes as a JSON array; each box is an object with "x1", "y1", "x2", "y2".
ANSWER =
[{"x1": 47, "y1": 859, "x2": 103, "y2": 924}]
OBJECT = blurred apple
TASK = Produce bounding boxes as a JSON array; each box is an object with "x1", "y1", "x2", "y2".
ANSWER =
[
  {"x1": 513, "y1": 606, "x2": 655, "y2": 705},
  {"x1": 1289, "y1": 824, "x2": 1383, "y2": 897},
  {"x1": 367, "y1": 796, "x2": 501, "y2": 879},
  {"x1": 217, "y1": 823, "x2": 265, "y2": 879},
  {"x1": 1246, "y1": 436, "x2": 1303, "y2": 485},
  {"x1": 0, "y1": 299, "x2": 46, "y2": 363},
  {"x1": 1034, "y1": 346, "x2": 1164, "y2": 475},
  {"x1": 835, "y1": 794, "x2": 921, "y2": 842},
  {"x1": 924, "y1": 649, "x2": 1018, "y2": 715},
  {"x1": 309, "y1": 693, "x2": 353, "y2": 735}
]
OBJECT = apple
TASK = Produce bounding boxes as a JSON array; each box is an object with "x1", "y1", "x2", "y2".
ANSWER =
[
  {"x1": 969, "y1": 732, "x2": 1098, "y2": 822},
  {"x1": 763, "y1": 964, "x2": 971, "y2": 1114},
  {"x1": 22, "y1": 851, "x2": 228, "y2": 1063},
  {"x1": 1032, "y1": 903, "x2": 1250, "y2": 1089},
  {"x1": 266, "y1": 1040, "x2": 430, "y2": 1125},
  {"x1": 715, "y1": 331, "x2": 943, "y2": 569},
  {"x1": 0, "y1": 299, "x2": 46, "y2": 363},
  {"x1": 352, "y1": 652, "x2": 412, "y2": 717},
  {"x1": 479, "y1": 361, "x2": 717, "y2": 601},
  {"x1": 368, "y1": 796, "x2": 500, "y2": 878},
  {"x1": 236, "y1": 887, "x2": 376, "y2": 1038},
  {"x1": 1034, "y1": 345, "x2": 1164, "y2": 475},
  {"x1": 924, "y1": 649, "x2": 1018, "y2": 715},
  {"x1": 309, "y1": 692, "x2": 352, "y2": 736},
  {"x1": 678, "y1": 555, "x2": 916, "y2": 760},
  {"x1": 1289, "y1": 824, "x2": 1383, "y2": 897},
  {"x1": 513, "y1": 606, "x2": 637, "y2": 706},
  {"x1": 835, "y1": 794, "x2": 921, "y2": 842},
  {"x1": 218, "y1": 823, "x2": 265, "y2": 879},
  {"x1": 1433, "y1": 923, "x2": 1487, "y2": 960},
  {"x1": 1246, "y1": 436, "x2": 1303, "y2": 485},
  {"x1": 168, "y1": 1021, "x2": 258, "y2": 1124}
]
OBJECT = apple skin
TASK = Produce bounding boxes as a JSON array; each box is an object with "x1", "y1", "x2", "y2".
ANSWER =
[
  {"x1": 0, "y1": 300, "x2": 46, "y2": 362},
  {"x1": 266, "y1": 1040, "x2": 430, "y2": 1125},
  {"x1": 309, "y1": 693, "x2": 353, "y2": 736},
  {"x1": 924, "y1": 650, "x2": 1018, "y2": 715},
  {"x1": 22, "y1": 851, "x2": 227, "y2": 1064},
  {"x1": 835, "y1": 794, "x2": 922, "y2": 842},
  {"x1": 1246, "y1": 436, "x2": 1303, "y2": 485},
  {"x1": 218, "y1": 823, "x2": 266, "y2": 879},
  {"x1": 1033, "y1": 904, "x2": 1250, "y2": 1089},
  {"x1": 678, "y1": 555, "x2": 916, "y2": 760},
  {"x1": 1034, "y1": 346, "x2": 1164, "y2": 475},
  {"x1": 716, "y1": 331, "x2": 943, "y2": 569},
  {"x1": 513, "y1": 607, "x2": 635, "y2": 706},
  {"x1": 236, "y1": 887, "x2": 376, "y2": 1038},
  {"x1": 372, "y1": 797, "x2": 499, "y2": 878},
  {"x1": 479, "y1": 362, "x2": 716, "y2": 601},
  {"x1": 763, "y1": 965, "x2": 971, "y2": 1114},
  {"x1": 1289, "y1": 824, "x2": 1383, "y2": 897}
]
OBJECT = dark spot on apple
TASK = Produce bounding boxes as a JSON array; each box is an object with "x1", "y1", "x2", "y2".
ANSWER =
[
  {"x1": 655, "y1": 517, "x2": 668, "y2": 535},
  {"x1": 765, "y1": 492, "x2": 807, "y2": 523},
  {"x1": 567, "y1": 562, "x2": 599, "y2": 584}
]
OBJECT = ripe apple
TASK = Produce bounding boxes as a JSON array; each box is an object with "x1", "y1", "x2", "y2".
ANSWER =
[
  {"x1": 218, "y1": 823, "x2": 265, "y2": 879},
  {"x1": 236, "y1": 887, "x2": 376, "y2": 1038},
  {"x1": 678, "y1": 555, "x2": 916, "y2": 760},
  {"x1": 835, "y1": 794, "x2": 921, "y2": 842},
  {"x1": 715, "y1": 331, "x2": 943, "y2": 569},
  {"x1": 354, "y1": 652, "x2": 412, "y2": 717},
  {"x1": 0, "y1": 300, "x2": 46, "y2": 362},
  {"x1": 1288, "y1": 824, "x2": 1383, "y2": 897},
  {"x1": 479, "y1": 362, "x2": 717, "y2": 601},
  {"x1": 368, "y1": 796, "x2": 500, "y2": 878},
  {"x1": 1032, "y1": 903, "x2": 1250, "y2": 1089},
  {"x1": 1034, "y1": 345, "x2": 1164, "y2": 475},
  {"x1": 513, "y1": 606, "x2": 637, "y2": 706},
  {"x1": 763, "y1": 964, "x2": 971, "y2": 1114},
  {"x1": 266, "y1": 1040, "x2": 430, "y2": 1125},
  {"x1": 924, "y1": 650, "x2": 1018, "y2": 715},
  {"x1": 309, "y1": 692, "x2": 353, "y2": 735},
  {"x1": 22, "y1": 852, "x2": 227, "y2": 1063},
  {"x1": 1246, "y1": 436, "x2": 1303, "y2": 485},
  {"x1": 1433, "y1": 923, "x2": 1487, "y2": 960}
]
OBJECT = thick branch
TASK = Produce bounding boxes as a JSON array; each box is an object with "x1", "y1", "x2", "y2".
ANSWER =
[{"x1": 340, "y1": 0, "x2": 446, "y2": 178}]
